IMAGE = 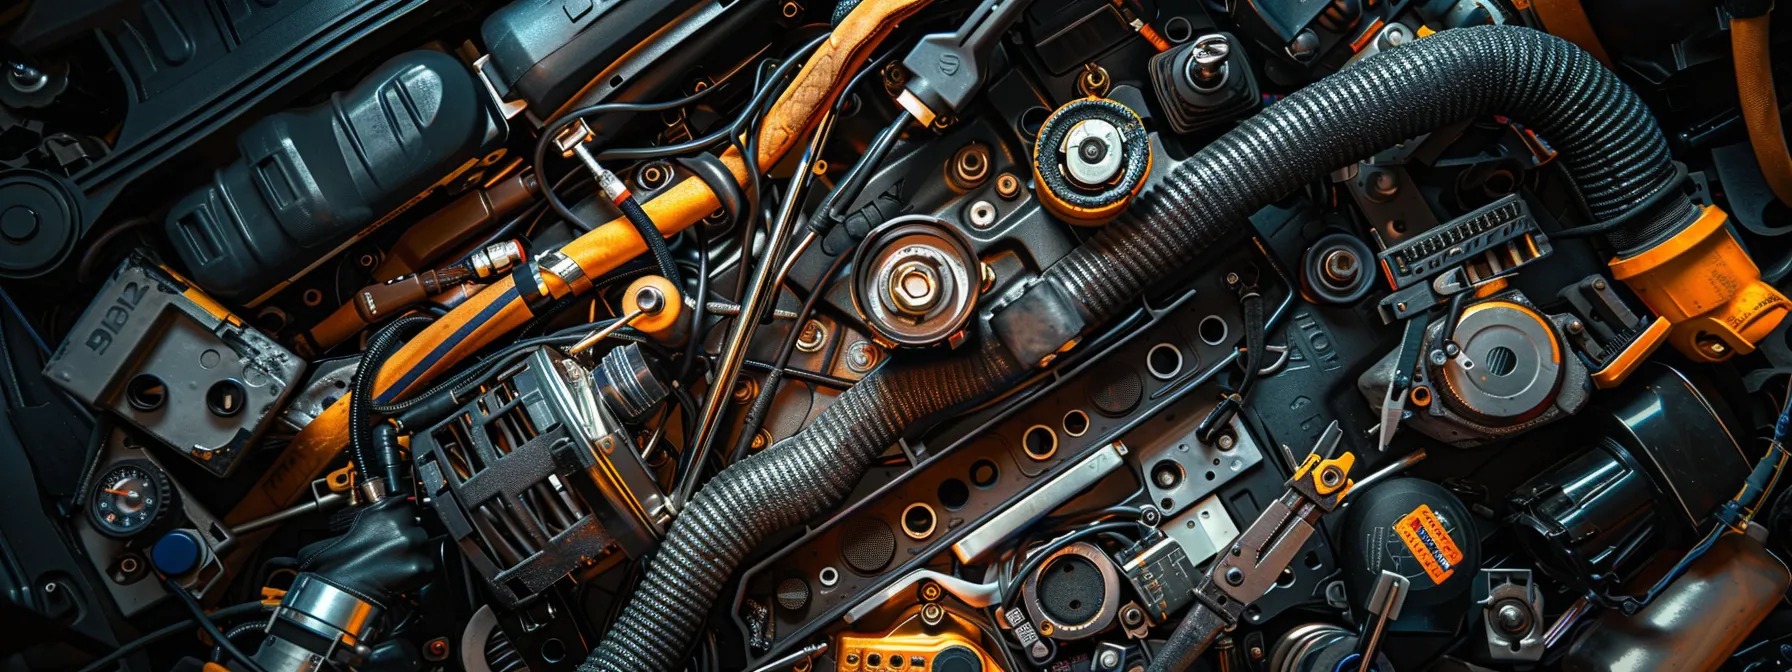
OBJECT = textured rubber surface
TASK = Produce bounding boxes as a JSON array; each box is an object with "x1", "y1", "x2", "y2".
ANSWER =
[
  {"x1": 581, "y1": 335, "x2": 1022, "y2": 672},
  {"x1": 1033, "y1": 24, "x2": 1685, "y2": 333}
]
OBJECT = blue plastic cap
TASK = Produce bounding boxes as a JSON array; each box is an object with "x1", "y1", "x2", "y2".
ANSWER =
[{"x1": 152, "y1": 531, "x2": 202, "y2": 576}]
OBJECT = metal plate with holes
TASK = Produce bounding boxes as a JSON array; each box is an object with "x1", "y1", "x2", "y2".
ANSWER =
[
  {"x1": 733, "y1": 239, "x2": 1293, "y2": 664},
  {"x1": 1164, "y1": 495, "x2": 1240, "y2": 570},
  {"x1": 1129, "y1": 414, "x2": 1263, "y2": 518}
]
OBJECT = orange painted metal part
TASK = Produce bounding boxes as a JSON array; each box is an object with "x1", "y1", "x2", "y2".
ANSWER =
[
  {"x1": 225, "y1": 0, "x2": 935, "y2": 527},
  {"x1": 1608, "y1": 206, "x2": 1791, "y2": 363}
]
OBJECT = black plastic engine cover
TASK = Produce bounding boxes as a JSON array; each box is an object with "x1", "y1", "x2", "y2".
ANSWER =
[
  {"x1": 163, "y1": 50, "x2": 505, "y2": 305},
  {"x1": 482, "y1": 0, "x2": 704, "y2": 115}
]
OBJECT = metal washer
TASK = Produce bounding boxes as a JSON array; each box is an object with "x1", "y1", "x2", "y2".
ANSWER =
[{"x1": 1439, "y1": 301, "x2": 1562, "y2": 423}]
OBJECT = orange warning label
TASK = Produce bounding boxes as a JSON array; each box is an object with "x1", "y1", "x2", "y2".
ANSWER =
[{"x1": 1396, "y1": 504, "x2": 1463, "y2": 584}]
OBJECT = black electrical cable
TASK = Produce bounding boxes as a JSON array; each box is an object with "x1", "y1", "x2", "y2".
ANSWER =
[
  {"x1": 351, "y1": 316, "x2": 433, "y2": 492},
  {"x1": 727, "y1": 248, "x2": 856, "y2": 462},
  {"x1": 74, "y1": 601, "x2": 271, "y2": 672},
  {"x1": 810, "y1": 110, "x2": 911, "y2": 236},
  {"x1": 162, "y1": 578, "x2": 270, "y2": 672},
  {"x1": 680, "y1": 225, "x2": 711, "y2": 382},
  {"x1": 211, "y1": 621, "x2": 267, "y2": 663}
]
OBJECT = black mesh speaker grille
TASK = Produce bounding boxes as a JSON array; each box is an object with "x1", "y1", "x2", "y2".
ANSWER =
[
  {"x1": 1091, "y1": 371, "x2": 1143, "y2": 417},
  {"x1": 1036, "y1": 555, "x2": 1106, "y2": 625},
  {"x1": 839, "y1": 518, "x2": 896, "y2": 574},
  {"x1": 775, "y1": 576, "x2": 810, "y2": 611}
]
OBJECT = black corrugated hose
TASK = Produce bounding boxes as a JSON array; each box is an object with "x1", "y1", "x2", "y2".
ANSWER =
[
  {"x1": 583, "y1": 25, "x2": 1694, "y2": 672},
  {"x1": 996, "y1": 25, "x2": 1696, "y2": 368}
]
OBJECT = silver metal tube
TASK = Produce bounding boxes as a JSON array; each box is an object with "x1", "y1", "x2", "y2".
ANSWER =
[
  {"x1": 233, "y1": 492, "x2": 348, "y2": 535},
  {"x1": 1349, "y1": 448, "x2": 1428, "y2": 495},
  {"x1": 675, "y1": 111, "x2": 837, "y2": 511}
]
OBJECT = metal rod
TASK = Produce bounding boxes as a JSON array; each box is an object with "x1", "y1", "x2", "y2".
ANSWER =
[
  {"x1": 698, "y1": 300, "x2": 798, "y2": 320},
  {"x1": 1349, "y1": 448, "x2": 1428, "y2": 495},
  {"x1": 232, "y1": 493, "x2": 348, "y2": 535},
  {"x1": 676, "y1": 110, "x2": 837, "y2": 512},
  {"x1": 748, "y1": 642, "x2": 828, "y2": 672},
  {"x1": 569, "y1": 310, "x2": 643, "y2": 354}
]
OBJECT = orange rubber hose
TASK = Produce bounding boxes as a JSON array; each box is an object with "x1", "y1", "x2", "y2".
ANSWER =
[
  {"x1": 225, "y1": 0, "x2": 933, "y2": 527},
  {"x1": 1735, "y1": 14, "x2": 1792, "y2": 207}
]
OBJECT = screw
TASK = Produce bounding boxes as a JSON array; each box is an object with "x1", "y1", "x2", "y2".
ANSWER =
[
  {"x1": 1320, "y1": 465, "x2": 1343, "y2": 488},
  {"x1": 1099, "y1": 650, "x2": 1121, "y2": 669},
  {"x1": 951, "y1": 144, "x2": 991, "y2": 188},
  {"x1": 1593, "y1": 279, "x2": 1608, "y2": 291},
  {"x1": 797, "y1": 320, "x2": 828, "y2": 353},
  {"x1": 1495, "y1": 602, "x2": 1530, "y2": 634},
  {"x1": 1039, "y1": 621, "x2": 1054, "y2": 636},
  {"x1": 1121, "y1": 605, "x2": 1145, "y2": 627},
  {"x1": 751, "y1": 429, "x2": 770, "y2": 451},
  {"x1": 1216, "y1": 433, "x2": 1236, "y2": 451},
  {"x1": 1250, "y1": 646, "x2": 1264, "y2": 660},
  {"x1": 921, "y1": 602, "x2": 945, "y2": 625},
  {"x1": 1367, "y1": 169, "x2": 1399, "y2": 201},
  {"x1": 1225, "y1": 567, "x2": 1245, "y2": 585},
  {"x1": 921, "y1": 582, "x2": 943, "y2": 601},
  {"x1": 1568, "y1": 320, "x2": 1584, "y2": 334},
  {"x1": 847, "y1": 342, "x2": 882, "y2": 373}
]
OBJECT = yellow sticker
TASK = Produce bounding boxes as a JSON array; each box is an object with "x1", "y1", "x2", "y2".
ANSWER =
[{"x1": 1396, "y1": 504, "x2": 1464, "y2": 585}]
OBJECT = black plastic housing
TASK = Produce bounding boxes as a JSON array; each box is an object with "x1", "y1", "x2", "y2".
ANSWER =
[
  {"x1": 481, "y1": 0, "x2": 703, "y2": 115},
  {"x1": 163, "y1": 50, "x2": 504, "y2": 305}
]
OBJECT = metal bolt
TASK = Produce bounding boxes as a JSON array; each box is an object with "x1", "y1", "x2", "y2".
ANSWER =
[
  {"x1": 1187, "y1": 35, "x2": 1230, "y2": 89},
  {"x1": 751, "y1": 429, "x2": 770, "y2": 451},
  {"x1": 1154, "y1": 468, "x2": 1178, "y2": 488},
  {"x1": 7, "y1": 62, "x2": 46, "y2": 92},
  {"x1": 797, "y1": 320, "x2": 828, "y2": 353},
  {"x1": 1593, "y1": 279, "x2": 1608, "y2": 291},
  {"x1": 952, "y1": 144, "x2": 991, "y2": 188},
  {"x1": 1286, "y1": 29, "x2": 1320, "y2": 62},
  {"x1": 1568, "y1": 320, "x2": 1584, "y2": 334},
  {"x1": 1367, "y1": 169, "x2": 1399, "y2": 201},
  {"x1": 635, "y1": 286, "x2": 665, "y2": 314},
  {"x1": 1495, "y1": 602, "x2": 1530, "y2": 634},
  {"x1": 921, "y1": 602, "x2": 945, "y2": 625},
  {"x1": 847, "y1": 342, "x2": 882, "y2": 373},
  {"x1": 1099, "y1": 650, "x2": 1121, "y2": 669},
  {"x1": 1216, "y1": 433, "x2": 1236, "y2": 451},
  {"x1": 921, "y1": 582, "x2": 943, "y2": 601},
  {"x1": 1121, "y1": 605, "x2": 1145, "y2": 627},
  {"x1": 1038, "y1": 621, "x2": 1054, "y2": 636},
  {"x1": 890, "y1": 261, "x2": 940, "y2": 314},
  {"x1": 1250, "y1": 646, "x2": 1264, "y2": 660},
  {"x1": 1225, "y1": 567, "x2": 1245, "y2": 586}
]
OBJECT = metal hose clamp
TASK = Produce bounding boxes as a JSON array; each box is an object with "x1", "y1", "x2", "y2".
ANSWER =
[{"x1": 260, "y1": 574, "x2": 384, "y2": 672}]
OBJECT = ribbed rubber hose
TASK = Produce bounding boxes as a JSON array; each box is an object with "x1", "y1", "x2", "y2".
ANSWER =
[
  {"x1": 1734, "y1": 15, "x2": 1792, "y2": 207},
  {"x1": 581, "y1": 337, "x2": 1023, "y2": 672},
  {"x1": 1035, "y1": 24, "x2": 1689, "y2": 341},
  {"x1": 619, "y1": 195, "x2": 683, "y2": 285},
  {"x1": 584, "y1": 25, "x2": 1692, "y2": 672}
]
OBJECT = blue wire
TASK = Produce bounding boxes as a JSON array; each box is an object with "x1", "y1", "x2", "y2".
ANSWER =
[{"x1": 0, "y1": 287, "x2": 49, "y2": 355}]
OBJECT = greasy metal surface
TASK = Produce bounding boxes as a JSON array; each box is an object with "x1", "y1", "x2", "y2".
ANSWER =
[{"x1": 1563, "y1": 533, "x2": 1789, "y2": 672}]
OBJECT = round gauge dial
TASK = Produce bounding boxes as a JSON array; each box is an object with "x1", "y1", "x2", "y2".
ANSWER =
[{"x1": 88, "y1": 461, "x2": 173, "y2": 539}]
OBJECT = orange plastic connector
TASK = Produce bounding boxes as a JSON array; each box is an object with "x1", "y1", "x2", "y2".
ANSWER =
[{"x1": 1608, "y1": 206, "x2": 1791, "y2": 362}]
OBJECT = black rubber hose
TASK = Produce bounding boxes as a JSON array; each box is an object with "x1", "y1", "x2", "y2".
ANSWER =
[
  {"x1": 619, "y1": 195, "x2": 682, "y2": 285},
  {"x1": 581, "y1": 334, "x2": 1024, "y2": 672},
  {"x1": 350, "y1": 316, "x2": 432, "y2": 494},
  {"x1": 584, "y1": 25, "x2": 1691, "y2": 672},
  {"x1": 998, "y1": 25, "x2": 1694, "y2": 367}
]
